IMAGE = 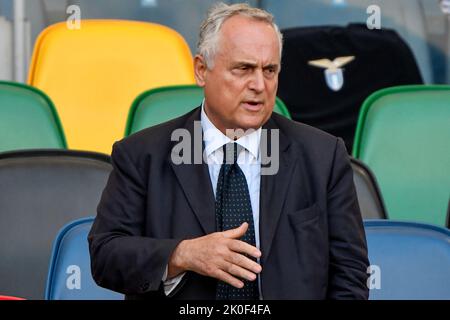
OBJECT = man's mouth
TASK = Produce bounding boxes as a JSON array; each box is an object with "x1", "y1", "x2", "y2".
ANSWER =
[{"x1": 242, "y1": 101, "x2": 264, "y2": 111}]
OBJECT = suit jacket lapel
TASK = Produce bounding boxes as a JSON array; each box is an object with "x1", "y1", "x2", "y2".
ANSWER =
[
  {"x1": 169, "y1": 107, "x2": 216, "y2": 235},
  {"x1": 168, "y1": 108, "x2": 302, "y2": 251},
  {"x1": 259, "y1": 117, "x2": 297, "y2": 263}
]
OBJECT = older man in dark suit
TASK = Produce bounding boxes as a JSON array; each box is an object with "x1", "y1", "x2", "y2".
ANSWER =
[{"x1": 88, "y1": 2, "x2": 369, "y2": 300}]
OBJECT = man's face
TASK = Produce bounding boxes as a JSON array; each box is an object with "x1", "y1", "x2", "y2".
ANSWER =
[{"x1": 195, "y1": 15, "x2": 280, "y2": 134}]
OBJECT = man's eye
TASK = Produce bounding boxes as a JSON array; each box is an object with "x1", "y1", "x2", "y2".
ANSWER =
[{"x1": 232, "y1": 66, "x2": 249, "y2": 74}]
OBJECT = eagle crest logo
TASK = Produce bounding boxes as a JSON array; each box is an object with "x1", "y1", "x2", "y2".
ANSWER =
[{"x1": 308, "y1": 56, "x2": 355, "y2": 91}]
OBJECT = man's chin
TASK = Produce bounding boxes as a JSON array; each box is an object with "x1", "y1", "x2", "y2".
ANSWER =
[
  {"x1": 240, "y1": 113, "x2": 271, "y2": 129},
  {"x1": 228, "y1": 120, "x2": 266, "y2": 134}
]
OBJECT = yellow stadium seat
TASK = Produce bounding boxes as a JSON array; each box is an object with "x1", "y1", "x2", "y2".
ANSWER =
[{"x1": 28, "y1": 20, "x2": 195, "y2": 154}]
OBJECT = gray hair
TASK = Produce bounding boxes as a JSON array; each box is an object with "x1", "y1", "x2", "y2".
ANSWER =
[{"x1": 197, "y1": 2, "x2": 283, "y2": 69}]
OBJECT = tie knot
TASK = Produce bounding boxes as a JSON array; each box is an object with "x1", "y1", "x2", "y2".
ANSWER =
[{"x1": 223, "y1": 143, "x2": 242, "y2": 164}]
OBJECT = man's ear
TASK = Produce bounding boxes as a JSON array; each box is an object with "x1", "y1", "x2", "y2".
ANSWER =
[{"x1": 194, "y1": 54, "x2": 207, "y2": 87}]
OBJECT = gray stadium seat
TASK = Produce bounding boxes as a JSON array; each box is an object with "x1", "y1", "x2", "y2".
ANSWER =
[
  {"x1": 447, "y1": 199, "x2": 450, "y2": 229},
  {"x1": 0, "y1": 150, "x2": 111, "y2": 299},
  {"x1": 351, "y1": 158, "x2": 387, "y2": 219}
]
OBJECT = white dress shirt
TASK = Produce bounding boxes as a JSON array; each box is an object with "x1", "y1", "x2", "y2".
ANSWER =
[{"x1": 162, "y1": 103, "x2": 262, "y2": 296}]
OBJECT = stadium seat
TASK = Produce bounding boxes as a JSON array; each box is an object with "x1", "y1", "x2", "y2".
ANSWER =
[
  {"x1": 446, "y1": 199, "x2": 450, "y2": 229},
  {"x1": 0, "y1": 81, "x2": 66, "y2": 153},
  {"x1": 353, "y1": 85, "x2": 450, "y2": 227},
  {"x1": 0, "y1": 150, "x2": 112, "y2": 299},
  {"x1": 28, "y1": 20, "x2": 195, "y2": 154},
  {"x1": 277, "y1": 24, "x2": 423, "y2": 152},
  {"x1": 46, "y1": 217, "x2": 122, "y2": 300},
  {"x1": 263, "y1": 0, "x2": 433, "y2": 83},
  {"x1": 350, "y1": 158, "x2": 387, "y2": 219},
  {"x1": 0, "y1": 295, "x2": 25, "y2": 300},
  {"x1": 125, "y1": 85, "x2": 291, "y2": 135},
  {"x1": 365, "y1": 220, "x2": 450, "y2": 299}
]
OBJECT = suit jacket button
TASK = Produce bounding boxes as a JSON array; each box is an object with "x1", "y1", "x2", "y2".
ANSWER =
[{"x1": 141, "y1": 281, "x2": 150, "y2": 292}]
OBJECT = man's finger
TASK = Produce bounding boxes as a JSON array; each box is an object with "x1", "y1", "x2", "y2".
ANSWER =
[
  {"x1": 222, "y1": 222, "x2": 248, "y2": 239},
  {"x1": 215, "y1": 269, "x2": 244, "y2": 289},
  {"x1": 226, "y1": 251, "x2": 262, "y2": 274},
  {"x1": 228, "y1": 239, "x2": 261, "y2": 259},
  {"x1": 224, "y1": 261, "x2": 258, "y2": 281}
]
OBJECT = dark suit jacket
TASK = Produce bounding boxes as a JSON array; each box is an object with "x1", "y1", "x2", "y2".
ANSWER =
[{"x1": 88, "y1": 107, "x2": 369, "y2": 300}]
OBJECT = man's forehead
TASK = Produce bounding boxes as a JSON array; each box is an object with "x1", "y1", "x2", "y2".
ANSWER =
[
  {"x1": 220, "y1": 14, "x2": 277, "y2": 39},
  {"x1": 216, "y1": 44, "x2": 280, "y2": 65},
  {"x1": 217, "y1": 16, "x2": 280, "y2": 62},
  {"x1": 229, "y1": 58, "x2": 280, "y2": 68}
]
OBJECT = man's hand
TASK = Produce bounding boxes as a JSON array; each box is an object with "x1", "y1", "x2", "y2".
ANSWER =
[{"x1": 167, "y1": 222, "x2": 262, "y2": 288}]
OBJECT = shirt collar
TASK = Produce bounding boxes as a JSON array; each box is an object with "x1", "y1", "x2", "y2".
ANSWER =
[{"x1": 200, "y1": 100, "x2": 261, "y2": 160}]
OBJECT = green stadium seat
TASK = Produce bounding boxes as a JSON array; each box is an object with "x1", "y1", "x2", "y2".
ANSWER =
[
  {"x1": 125, "y1": 85, "x2": 291, "y2": 136},
  {"x1": 0, "y1": 81, "x2": 66, "y2": 152},
  {"x1": 353, "y1": 85, "x2": 450, "y2": 226}
]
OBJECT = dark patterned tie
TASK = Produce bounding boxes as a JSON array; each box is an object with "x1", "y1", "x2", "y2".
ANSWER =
[{"x1": 215, "y1": 142, "x2": 259, "y2": 300}]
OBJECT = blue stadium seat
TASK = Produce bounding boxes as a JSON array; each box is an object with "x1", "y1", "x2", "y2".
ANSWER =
[
  {"x1": 46, "y1": 217, "x2": 123, "y2": 300},
  {"x1": 365, "y1": 220, "x2": 450, "y2": 299}
]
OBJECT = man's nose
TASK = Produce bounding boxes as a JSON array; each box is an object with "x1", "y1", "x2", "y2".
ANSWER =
[{"x1": 248, "y1": 69, "x2": 265, "y2": 93}]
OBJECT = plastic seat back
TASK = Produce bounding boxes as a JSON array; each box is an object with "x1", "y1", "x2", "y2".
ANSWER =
[
  {"x1": 0, "y1": 295, "x2": 25, "y2": 300},
  {"x1": 277, "y1": 24, "x2": 423, "y2": 152},
  {"x1": 125, "y1": 85, "x2": 291, "y2": 135},
  {"x1": 365, "y1": 220, "x2": 450, "y2": 299},
  {"x1": 46, "y1": 218, "x2": 122, "y2": 300},
  {"x1": 263, "y1": 0, "x2": 432, "y2": 83},
  {"x1": 351, "y1": 158, "x2": 387, "y2": 219},
  {"x1": 0, "y1": 150, "x2": 112, "y2": 299},
  {"x1": 354, "y1": 85, "x2": 450, "y2": 226},
  {"x1": 0, "y1": 81, "x2": 66, "y2": 152},
  {"x1": 28, "y1": 20, "x2": 195, "y2": 154}
]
